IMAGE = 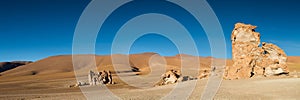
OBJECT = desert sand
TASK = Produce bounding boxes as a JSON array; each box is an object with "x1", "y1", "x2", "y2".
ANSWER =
[{"x1": 0, "y1": 53, "x2": 299, "y2": 100}]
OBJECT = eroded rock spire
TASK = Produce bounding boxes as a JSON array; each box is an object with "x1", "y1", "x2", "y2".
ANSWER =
[{"x1": 225, "y1": 23, "x2": 289, "y2": 79}]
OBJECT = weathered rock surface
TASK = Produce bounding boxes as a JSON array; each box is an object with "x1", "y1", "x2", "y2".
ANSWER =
[
  {"x1": 156, "y1": 70, "x2": 182, "y2": 86},
  {"x1": 225, "y1": 23, "x2": 289, "y2": 79},
  {"x1": 88, "y1": 70, "x2": 113, "y2": 86},
  {"x1": 198, "y1": 69, "x2": 210, "y2": 79}
]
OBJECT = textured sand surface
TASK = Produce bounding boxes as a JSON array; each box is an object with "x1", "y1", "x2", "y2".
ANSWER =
[{"x1": 0, "y1": 54, "x2": 299, "y2": 100}]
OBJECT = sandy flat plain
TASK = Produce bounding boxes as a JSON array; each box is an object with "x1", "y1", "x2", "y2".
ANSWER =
[{"x1": 0, "y1": 54, "x2": 299, "y2": 100}]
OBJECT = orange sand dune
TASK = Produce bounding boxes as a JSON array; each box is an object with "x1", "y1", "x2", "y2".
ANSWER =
[
  {"x1": 0, "y1": 53, "x2": 299, "y2": 99},
  {"x1": 0, "y1": 53, "x2": 221, "y2": 77}
]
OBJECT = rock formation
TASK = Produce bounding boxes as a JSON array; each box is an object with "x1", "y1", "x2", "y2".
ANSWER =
[
  {"x1": 156, "y1": 70, "x2": 182, "y2": 86},
  {"x1": 88, "y1": 70, "x2": 113, "y2": 86},
  {"x1": 199, "y1": 69, "x2": 210, "y2": 79},
  {"x1": 225, "y1": 23, "x2": 289, "y2": 80}
]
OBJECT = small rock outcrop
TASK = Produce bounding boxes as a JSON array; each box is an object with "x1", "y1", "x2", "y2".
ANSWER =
[
  {"x1": 88, "y1": 70, "x2": 114, "y2": 86},
  {"x1": 156, "y1": 70, "x2": 182, "y2": 86},
  {"x1": 198, "y1": 69, "x2": 210, "y2": 79},
  {"x1": 225, "y1": 23, "x2": 289, "y2": 80},
  {"x1": 69, "y1": 82, "x2": 89, "y2": 88}
]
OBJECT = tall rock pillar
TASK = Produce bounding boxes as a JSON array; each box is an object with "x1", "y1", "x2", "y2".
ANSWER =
[{"x1": 225, "y1": 23, "x2": 288, "y2": 80}]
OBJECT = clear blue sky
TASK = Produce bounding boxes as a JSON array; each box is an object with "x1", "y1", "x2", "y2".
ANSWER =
[{"x1": 0, "y1": 0, "x2": 300, "y2": 61}]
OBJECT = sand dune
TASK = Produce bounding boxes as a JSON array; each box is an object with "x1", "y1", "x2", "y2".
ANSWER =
[
  {"x1": 0, "y1": 53, "x2": 218, "y2": 78},
  {"x1": 0, "y1": 61, "x2": 32, "y2": 73},
  {"x1": 0, "y1": 53, "x2": 299, "y2": 99},
  {"x1": 1, "y1": 56, "x2": 74, "y2": 77}
]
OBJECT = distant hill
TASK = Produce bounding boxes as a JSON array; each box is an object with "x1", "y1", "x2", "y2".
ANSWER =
[
  {"x1": 0, "y1": 53, "x2": 228, "y2": 77},
  {"x1": 1, "y1": 53, "x2": 297, "y2": 78},
  {"x1": 0, "y1": 61, "x2": 32, "y2": 73}
]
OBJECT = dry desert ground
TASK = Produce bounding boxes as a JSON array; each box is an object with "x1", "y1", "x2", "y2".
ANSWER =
[{"x1": 0, "y1": 53, "x2": 299, "y2": 100}]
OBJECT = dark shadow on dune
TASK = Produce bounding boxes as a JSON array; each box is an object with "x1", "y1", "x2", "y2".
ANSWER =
[
  {"x1": 31, "y1": 71, "x2": 38, "y2": 75},
  {"x1": 0, "y1": 61, "x2": 32, "y2": 73}
]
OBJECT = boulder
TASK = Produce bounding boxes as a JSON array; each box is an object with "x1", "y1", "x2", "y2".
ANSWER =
[
  {"x1": 88, "y1": 70, "x2": 113, "y2": 86},
  {"x1": 156, "y1": 70, "x2": 182, "y2": 86},
  {"x1": 225, "y1": 23, "x2": 289, "y2": 79},
  {"x1": 69, "y1": 82, "x2": 89, "y2": 88},
  {"x1": 198, "y1": 70, "x2": 210, "y2": 79}
]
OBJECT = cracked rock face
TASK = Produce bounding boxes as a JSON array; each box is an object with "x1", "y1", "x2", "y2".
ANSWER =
[
  {"x1": 260, "y1": 42, "x2": 288, "y2": 76},
  {"x1": 88, "y1": 70, "x2": 113, "y2": 85},
  {"x1": 225, "y1": 23, "x2": 289, "y2": 80}
]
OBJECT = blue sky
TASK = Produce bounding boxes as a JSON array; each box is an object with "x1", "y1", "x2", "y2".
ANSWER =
[{"x1": 0, "y1": 0, "x2": 299, "y2": 61}]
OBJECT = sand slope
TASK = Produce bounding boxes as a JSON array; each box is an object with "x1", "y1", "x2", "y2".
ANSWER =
[{"x1": 0, "y1": 54, "x2": 299, "y2": 99}]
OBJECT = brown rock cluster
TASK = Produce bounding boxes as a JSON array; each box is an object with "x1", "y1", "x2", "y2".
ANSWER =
[
  {"x1": 88, "y1": 70, "x2": 113, "y2": 85},
  {"x1": 70, "y1": 70, "x2": 114, "y2": 88},
  {"x1": 225, "y1": 23, "x2": 289, "y2": 80},
  {"x1": 198, "y1": 69, "x2": 210, "y2": 79},
  {"x1": 156, "y1": 70, "x2": 182, "y2": 86}
]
